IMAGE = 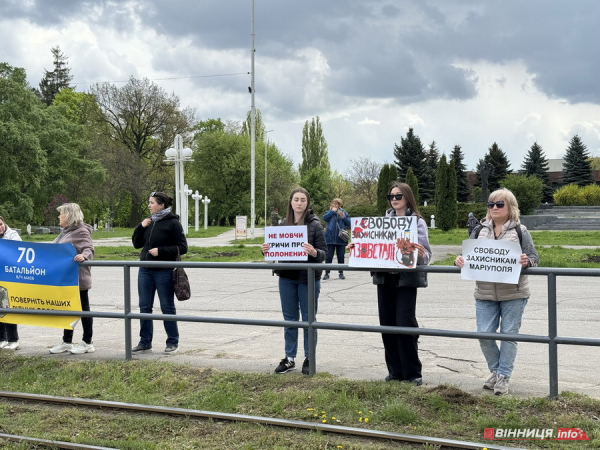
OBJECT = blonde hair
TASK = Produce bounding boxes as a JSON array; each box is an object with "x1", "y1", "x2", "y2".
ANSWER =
[
  {"x1": 331, "y1": 198, "x2": 343, "y2": 208},
  {"x1": 57, "y1": 203, "x2": 84, "y2": 227},
  {"x1": 486, "y1": 188, "x2": 520, "y2": 222}
]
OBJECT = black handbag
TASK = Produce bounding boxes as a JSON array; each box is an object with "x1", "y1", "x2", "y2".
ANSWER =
[
  {"x1": 337, "y1": 222, "x2": 350, "y2": 242},
  {"x1": 173, "y1": 250, "x2": 191, "y2": 301}
]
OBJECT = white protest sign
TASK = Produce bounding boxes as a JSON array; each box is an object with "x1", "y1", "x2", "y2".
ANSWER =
[
  {"x1": 349, "y1": 216, "x2": 418, "y2": 268},
  {"x1": 461, "y1": 239, "x2": 522, "y2": 284},
  {"x1": 264, "y1": 225, "x2": 309, "y2": 261}
]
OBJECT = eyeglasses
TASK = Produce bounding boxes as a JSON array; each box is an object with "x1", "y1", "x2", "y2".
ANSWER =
[
  {"x1": 487, "y1": 201, "x2": 505, "y2": 209},
  {"x1": 387, "y1": 194, "x2": 404, "y2": 201}
]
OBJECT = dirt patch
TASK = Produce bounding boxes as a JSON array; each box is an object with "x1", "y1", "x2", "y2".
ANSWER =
[
  {"x1": 581, "y1": 255, "x2": 600, "y2": 263},
  {"x1": 427, "y1": 384, "x2": 478, "y2": 405}
]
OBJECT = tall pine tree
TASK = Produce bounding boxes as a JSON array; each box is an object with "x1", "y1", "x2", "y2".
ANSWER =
[
  {"x1": 393, "y1": 128, "x2": 427, "y2": 194},
  {"x1": 39, "y1": 46, "x2": 73, "y2": 106},
  {"x1": 434, "y1": 155, "x2": 456, "y2": 230},
  {"x1": 521, "y1": 142, "x2": 553, "y2": 201},
  {"x1": 476, "y1": 142, "x2": 510, "y2": 192},
  {"x1": 562, "y1": 135, "x2": 594, "y2": 186},
  {"x1": 450, "y1": 145, "x2": 470, "y2": 202},
  {"x1": 377, "y1": 163, "x2": 397, "y2": 214},
  {"x1": 420, "y1": 141, "x2": 440, "y2": 204},
  {"x1": 300, "y1": 116, "x2": 330, "y2": 178},
  {"x1": 405, "y1": 167, "x2": 420, "y2": 206}
]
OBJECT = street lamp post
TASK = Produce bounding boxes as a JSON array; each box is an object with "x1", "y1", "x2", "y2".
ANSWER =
[
  {"x1": 202, "y1": 197, "x2": 211, "y2": 230},
  {"x1": 192, "y1": 190, "x2": 203, "y2": 232},
  {"x1": 164, "y1": 134, "x2": 193, "y2": 234},
  {"x1": 264, "y1": 130, "x2": 273, "y2": 224}
]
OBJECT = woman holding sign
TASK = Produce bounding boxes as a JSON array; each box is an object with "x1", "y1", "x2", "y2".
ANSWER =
[
  {"x1": 49, "y1": 203, "x2": 96, "y2": 355},
  {"x1": 261, "y1": 187, "x2": 327, "y2": 375},
  {"x1": 369, "y1": 182, "x2": 432, "y2": 386},
  {"x1": 0, "y1": 216, "x2": 22, "y2": 351},
  {"x1": 454, "y1": 188, "x2": 538, "y2": 395}
]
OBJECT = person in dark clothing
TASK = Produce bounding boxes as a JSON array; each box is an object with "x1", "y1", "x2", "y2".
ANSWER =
[
  {"x1": 467, "y1": 212, "x2": 480, "y2": 236},
  {"x1": 351, "y1": 182, "x2": 432, "y2": 385},
  {"x1": 270, "y1": 208, "x2": 281, "y2": 226},
  {"x1": 261, "y1": 187, "x2": 327, "y2": 375},
  {"x1": 132, "y1": 192, "x2": 187, "y2": 354},
  {"x1": 0, "y1": 216, "x2": 22, "y2": 351},
  {"x1": 322, "y1": 198, "x2": 351, "y2": 280}
]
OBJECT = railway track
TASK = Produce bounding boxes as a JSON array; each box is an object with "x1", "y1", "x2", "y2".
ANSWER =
[{"x1": 0, "y1": 391, "x2": 523, "y2": 450}]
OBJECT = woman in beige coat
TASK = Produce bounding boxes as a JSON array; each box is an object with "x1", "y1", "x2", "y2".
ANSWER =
[{"x1": 49, "y1": 203, "x2": 95, "y2": 355}]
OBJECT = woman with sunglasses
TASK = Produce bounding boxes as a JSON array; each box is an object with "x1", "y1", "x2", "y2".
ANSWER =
[
  {"x1": 368, "y1": 182, "x2": 432, "y2": 385},
  {"x1": 455, "y1": 188, "x2": 538, "y2": 395},
  {"x1": 132, "y1": 192, "x2": 187, "y2": 354}
]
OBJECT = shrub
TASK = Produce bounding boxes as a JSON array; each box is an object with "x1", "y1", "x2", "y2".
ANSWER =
[
  {"x1": 553, "y1": 184, "x2": 600, "y2": 206},
  {"x1": 500, "y1": 174, "x2": 544, "y2": 215}
]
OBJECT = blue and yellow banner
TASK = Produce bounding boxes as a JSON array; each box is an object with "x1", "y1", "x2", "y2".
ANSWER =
[{"x1": 0, "y1": 239, "x2": 82, "y2": 329}]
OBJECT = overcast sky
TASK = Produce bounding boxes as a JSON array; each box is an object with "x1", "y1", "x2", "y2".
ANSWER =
[{"x1": 2, "y1": 0, "x2": 599, "y2": 175}]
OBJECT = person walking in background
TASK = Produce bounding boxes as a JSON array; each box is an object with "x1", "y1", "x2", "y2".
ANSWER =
[
  {"x1": 0, "y1": 216, "x2": 22, "y2": 351},
  {"x1": 467, "y1": 212, "x2": 480, "y2": 236},
  {"x1": 132, "y1": 192, "x2": 187, "y2": 354},
  {"x1": 351, "y1": 182, "x2": 431, "y2": 385},
  {"x1": 49, "y1": 203, "x2": 96, "y2": 355},
  {"x1": 322, "y1": 198, "x2": 351, "y2": 280},
  {"x1": 261, "y1": 187, "x2": 327, "y2": 375},
  {"x1": 455, "y1": 188, "x2": 538, "y2": 395},
  {"x1": 270, "y1": 208, "x2": 281, "y2": 226}
]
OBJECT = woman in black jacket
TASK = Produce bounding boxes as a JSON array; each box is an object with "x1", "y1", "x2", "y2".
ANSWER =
[
  {"x1": 261, "y1": 187, "x2": 327, "y2": 375},
  {"x1": 132, "y1": 192, "x2": 187, "y2": 354}
]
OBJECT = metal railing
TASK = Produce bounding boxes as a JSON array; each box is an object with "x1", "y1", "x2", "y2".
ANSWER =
[{"x1": 3, "y1": 261, "x2": 600, "y2": 399}]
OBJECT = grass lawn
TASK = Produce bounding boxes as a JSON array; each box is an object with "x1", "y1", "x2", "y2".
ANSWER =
[{"x1": 1, "y1": 354, "x2": 598, "y2": 449}]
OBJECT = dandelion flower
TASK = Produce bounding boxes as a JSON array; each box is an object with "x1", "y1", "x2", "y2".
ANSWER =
[
  {"x1": 331, "y1": 417, "x2": 336, "y2": 420},
  {"x1": 306, "y1": 408, "x2": 314, "y2": 411},
  {"x1": 322, "y1": 419, "x2": 327, "y2": 423},
  {"x1": 364, "y1": 418, "x2": 370, "y2": 423},
  {"x1": 359, "y1": 418, "x2": 363, "y2": 422}
]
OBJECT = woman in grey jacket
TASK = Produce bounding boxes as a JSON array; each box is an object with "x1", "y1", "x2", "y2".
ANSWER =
[
  {"x1": 49, "y1": 203, "x2": 95, "y2": 355},
  {"x1": 455, "y1": 188, "x2": 538, "y2": 395}
]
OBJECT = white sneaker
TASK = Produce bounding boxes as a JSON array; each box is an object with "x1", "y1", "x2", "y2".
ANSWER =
[
  {"x1": 49, "y1": 341, "x2": 73, "y2": 354},
  {"x1": 0, "y1": 340, "x2": 8, "y2": 349},
  {"x1": 70, "y1": 342, "x2": 95, "y2": 354},
  {"x1": 4, "y1": 341, "x2": 19, "y2": 351}
]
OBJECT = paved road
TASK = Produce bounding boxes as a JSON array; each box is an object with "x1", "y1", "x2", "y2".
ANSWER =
[{"x1": 9, "y1": 230, "x2": 600, "y2": 399}]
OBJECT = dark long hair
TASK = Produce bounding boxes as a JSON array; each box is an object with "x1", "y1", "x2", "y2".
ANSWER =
[
  {"x1": 285, "y1": 187, "x2": 311, "y2": 225},
  {"x1": 388, "y1": 181, "x2": 422, "y2": 218}
]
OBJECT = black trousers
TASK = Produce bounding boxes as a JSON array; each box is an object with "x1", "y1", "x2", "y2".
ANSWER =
[
  {"x1": 377, "y1": 277, "x2": 422, "y2": 380},
  {"x1": 63, "y1": 290, "x2": 93, "y2": 344},
  {"x1": 0, "y1": 322, "x2": 18, "y2": 342}
]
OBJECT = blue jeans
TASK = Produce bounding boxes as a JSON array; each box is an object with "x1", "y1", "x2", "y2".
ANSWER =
[
  {"x1": 476, "y1": 298, "x2": 528, "y2": 378},
  {"x1": 278, "y1": 277, "x2": 321, "y2": 359},
  {"x1": 138, "y1": 267, "x2": 179, "y2": 348},
  {"x1": 325, "y1": 244, "x2": 346, "y2": 274}
]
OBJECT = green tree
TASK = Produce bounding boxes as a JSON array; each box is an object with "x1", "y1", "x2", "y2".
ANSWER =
[
  {"x1": 450, "y1": 145, "x2": 470, "y2": 202},
  {"x1": 330, "y1": 171, "x2": 354, "y2": 205},
  {"x1": 240, "y1": 109, "x2": 265, "y2": 142},
  {"x1": 405, "y1": 167, "x2": 420, "y2": 207},
  {"x1": 300, "y1": 116, "x2": 330, "y2": 177},
  {"x1": 434, "y1": 155, "x2": 456, "y2": 231},
  {"x1": 420, "y1": 141, "x2": 439, "y2": 204},
  {"x1": 477, "y1": 142, "x2": 510, "y2": 192},
  {"x1": 195, "y1": 118, "x2": 225, "y2": 135},
  {"x1": 377, "y1": 164, "x2": 397, "y2": 215},
  {"x1": 346, "y1": 156, "x2": 381, "y2": 205},
  {"x1": 300, "y1": 166, "x2": 333, "y2": 215},
  {"x1": 38, "y1": 46, "x2": 73, "y2": 106},
  {"x1": 90, "y1": 77, "x2": 196, "y2": 226},
  {"x1": 190, "y1": 128, "x2": 297, "y2": 225},
  {"x1": 520, "y1": 142, "x2": 553, "y2": 202},
  {"x1": 500, "y1": 175, "x2": 543, "y2": 215},
  {"x1": 562, "y1": 135, "x2": 594, "y2": 187},
  {"x1": 393, "y1": 128, "x2": 427, "y2": 193}
]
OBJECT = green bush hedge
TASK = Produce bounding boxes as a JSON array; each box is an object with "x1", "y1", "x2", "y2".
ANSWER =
[{"x1": 554, "y1": 184, "x2": 600, "y2": 206}]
